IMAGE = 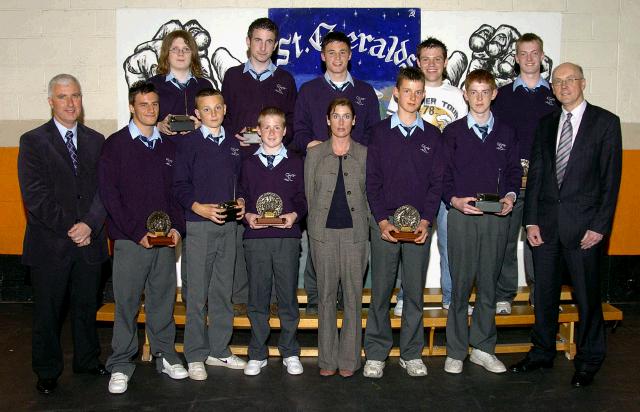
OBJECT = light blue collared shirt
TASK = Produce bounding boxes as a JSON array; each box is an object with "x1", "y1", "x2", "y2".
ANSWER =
[
  {"x1": 467, "y1": 113, "x2": 495, "y2": 140},
  {"x1": 324, "y1": 71, "x2": 355, "y2": 91},
  {"x1": 128, "y1": 120, "x2": 162, "y2": 146},
  {"x1": 390, "y1": 112, "x2": 425, "y2": 137},
  {"x1": 53, "y1": 117, "x2": 78, "y2": 149},
  {"x1": 200, "y1": 124, "x2": 226, "y2": 145},
  {"x1": 166, "y1": 72, "x2": 194, "y2": 90},
  {"x1": 255, "y1": 144, "x2": 288, "y2": 168},
  {"x1": 243, "y1": 60, "x2": 277, "y2": 82},
  {"x1": 512, "y1": 75, "x2": 550, "y2": 92}
]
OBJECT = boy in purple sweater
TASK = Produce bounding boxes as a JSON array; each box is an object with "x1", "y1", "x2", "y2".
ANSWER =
[
  {"x1": 100, "y1": 81, "x2": 187, "y2": 394},
  {"x1": 239, "y1": 107, "x2": 306, "y2": 376},
  {"x1": 491, "y1": 33, "x2": 560, "y2": 313},
  {"x1": 442, "y1": 69, "x2": 520, "y2": 375},
  {"x1": 363, "y1": 67, "x2": 443, "y2": 379},
  {"x1": 173, "y1": 88, "x2": 247, "y2": 381}
]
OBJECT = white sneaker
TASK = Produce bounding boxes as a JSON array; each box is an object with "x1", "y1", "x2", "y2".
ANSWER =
[
  {"x1": 187, "y1": 362, "x2": 207, "y2": 381},
  {"x1": 442, "y1": 302, "x2": 450, "y2": 310},
  {"x1": 206, "y1": 354, "x2": 247, "y2": 370},
  {"x1": 469, "y1": 349, "x2": 506, "y2": 373},
  {"x1": 393, "y1": 298, "x2": 404, "y2": 316},
  {"x1": 161, "y1": 358, "x2": 189, "y2": 379},
  {"x1": 443, "y1": 303, "x2": 473, "y2": 315},
  {"x1": 496, "y1": 301, "x2": 512, "y2": 315},
  {"x1": 399, "y1": 358, "x2": 428, "y2": 377},
  {"x1": 444, "y1": 357, "x2": 463, "y2": 374},
  {"x1": 283, "y1": 356, "x2": 303, "y2": 375},
  {"x1": 363, "y1": 360, "x2": 385, "y2": 379},
  {"x1": 108, "y1": 372, "x2": 129, "y2": 394},
  {"x1": 244, "y1": 359, "x2": 267, "y2": 376}
]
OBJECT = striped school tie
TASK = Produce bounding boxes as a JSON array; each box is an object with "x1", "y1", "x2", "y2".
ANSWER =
[
  {"x1": 65, "y1": 130, "x2": 79, "y2": 175},
  {"x1": 262, "y1": 154, "x2": 276, "y2": 170},
  {"x1": 555, "y1": 113, "x2": 573, "y2": 186}
]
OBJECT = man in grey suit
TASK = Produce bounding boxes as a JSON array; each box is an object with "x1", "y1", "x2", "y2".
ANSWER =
[
  {"x1": 510, "y1": 62, "x2": 623, "y2": 388},
  {"x1": 18, "y1": 74, "x2": 109, "y2": 394}
]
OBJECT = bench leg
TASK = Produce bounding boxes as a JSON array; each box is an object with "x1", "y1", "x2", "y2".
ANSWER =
[
  {"x1": 428, "y1": 327, "x2": 435, "y2": 356},
  {"x1": 142, "y1": 329, "x2": 152, "y2": 362},
  {"x1": 558, "y1": 322, "x2": 576, "y2": 360}
]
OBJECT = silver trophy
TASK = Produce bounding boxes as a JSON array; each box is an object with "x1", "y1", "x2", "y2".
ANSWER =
[
  {"x1": 390, "y1": 205, "x2": 420, "y2": 242},
  {"x1": 255, "y1": 192, "x2": 285, "y2": 225}
]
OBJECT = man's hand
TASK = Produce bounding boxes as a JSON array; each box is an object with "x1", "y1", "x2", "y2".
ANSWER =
[
  {"x1": 379, "y1": 220, "x2": 399, "y2": 243},
  {"x1": 167, "y1": 228, "x2": 181, "y2": 248},
  {"x1": 157, "y1": 114, "x2": 177, "y2": 136},
  {"x1": 245, "y1": 212, "x2": 263, "y2": 229},
  {"x1": 526, "y1": 225, "x2": 544, "y2": 247},
  {"x1": 307, "y1": 140, "x2": 323, "y2": 149},
  {"x1": 68, "y1": 222, "x2": 92, "y2": 245},
  {"x1": 192, "y1": 202, "x2": 226, "y2": 224},
  {"x1": 497, "y1": 194, "x2": 515, "y2": 216},
  {"x1": 414, "y1": 219, "x2": 430, "y2": 244},
  {"x1": 139, "y1": 233, "x2": 153, "y2": 249},
  {"x1": 77, "y1": 237, "x2": 91, "y2": 247},
  {"x1": 451, "y1": 196, "x2": 483, "y2": 215},
  {"x1": 235, "y1": 198, "x2": 246, "y2": 220},
  {"x1": 580, "y1": 230, "x2": 603, "y2": 250},
  {"x1": 235, "y1": 127, "x2": 251, "y2": 147},
  {"x1": 274, "y1": 212, "x2": 297, "y2": 229}
]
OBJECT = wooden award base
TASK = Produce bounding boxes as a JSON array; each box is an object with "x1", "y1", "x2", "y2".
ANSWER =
[
  {"x1": 255, "y1": 217, "x2": 287, "y2": 226},
  {"x1": 391, "y1": 231, "x2": 419, "y2": 242},
  {"x1": 148, "y1": 236, "x2": 174, "y2": 246},
  {"x1": 521, "y1": 176, "x2": 527, "y2": 189},
  {"x1": 476, "y1": 200, "x2": 502, "y2": 213}
]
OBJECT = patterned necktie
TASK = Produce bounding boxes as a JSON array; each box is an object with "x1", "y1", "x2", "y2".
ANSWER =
[
  {"x1": 556, "y1": 112, "x2": 573, "y2": 186},
  {"x1": 249, "y1": 69, "x2": 270, "y2": 81},
  {"x1": 171, "y1": 78, "x2": 188, "y2": 90},
  {"x1": 329, "y1": 80, "x2": 348, "y2": 92},
  {"x1": 262, "y1": 154, "x2": 276, "y2": 170},
  {"x1": 65, "y1": 130, "x2": 79, "y2": 175},
  {"x1": 400, "y1": 125, "x2": 415, "y2": 137},
  {"x1": 207, "y1": 134, "x2": 222, "y2": 145},
  {"x1": 475, "y1": 124, "x2": 489, "y2": 141},
  {"x1": 138, "y1": 135, "x2": 155, "y2": 150}
]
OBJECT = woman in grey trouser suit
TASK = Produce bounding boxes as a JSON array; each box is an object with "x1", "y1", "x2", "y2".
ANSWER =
[{"x1": 304, "y1": 98, "x2": 369, "y2": 377}]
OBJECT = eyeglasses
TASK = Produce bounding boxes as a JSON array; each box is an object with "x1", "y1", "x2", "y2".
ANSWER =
[
  {"x1": 552, "y1": 77, "x2": 583, "y2": 87},
  {"x1": 169, "y1": 47, "x2": 192, "y2": 55}
]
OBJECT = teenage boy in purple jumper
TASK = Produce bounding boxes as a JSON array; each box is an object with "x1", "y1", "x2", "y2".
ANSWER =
[
  {"x1": 363, "y1": 67, "x2": 443, "y2": 379},
  {"x1": 239, "y1": 107, "x2": 306, "y2": 377},
  {"x1": 294, "y1": 30, "x2": 380, "y2": 314},
  {"x1": 442, "y1": 69, "x2": 520, "y2": 375},
  {"x1": 100, "y1": 81, "x2": 187, "y2": 394},
  {"x1": 173, "y1": 88, "x2": 247, "y2": 381},
  {"x1": 492, "y1": 33, "x2": 560, "y2": 314}
]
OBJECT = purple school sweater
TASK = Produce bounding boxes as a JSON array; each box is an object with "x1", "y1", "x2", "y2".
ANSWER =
[
  {"x1": 172, "y1": 129, "x2": 242, "y2": 222},
  {"x1": 492, "y1": 83, "x2": 559, "y2": 161},
  {"x1": 238, "y1": 153, "x2": 306, "y2": 239},
  {"x1": 148, "y1": 74, "x2": 213, "y2": 123},
  {"x1": 442, "y1": 117, "x2": 521, "y2": 204},
  {"x1": 294, "y1": 76, "x2": 380, "y2": 151},
  {"x1": 221, "y1": 65, "x2": 297, "y2": 147},
  {"x1": 366, "y1": 118, "x2": 444, "y2": 224},
  {"x1": 99, "y1": 127, "x2": 184, "y2": 243}
]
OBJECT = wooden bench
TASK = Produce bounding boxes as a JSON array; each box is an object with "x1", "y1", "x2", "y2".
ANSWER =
[{"x1": 96, "y1": 286, "x2": 623, "y2": 361}]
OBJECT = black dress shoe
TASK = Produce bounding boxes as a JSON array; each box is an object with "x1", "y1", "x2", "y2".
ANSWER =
[
  {"x1": 509, "y1": 357, "x2": 553, "y2": 373},
  {"x1": 571, "y1": 371, "x2": 595, "y2": 388},
  {"x1": 36, "y1": 378, "x2": 57, "y2": 394},
  {"x1": 74, "y1": 364, "x2": 109, "y2": 376}
]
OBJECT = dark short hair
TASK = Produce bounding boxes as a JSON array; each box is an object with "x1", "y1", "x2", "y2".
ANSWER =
[
  {"x1": 326, "y1": 97, "x2": 355, "y2": 118},
  {"x1": 247, "y1": 17, "x2": 279, "y2": 40},
  {"x1": 257, "y1": 106, "x2": 286, "y2": 127},
  {"x1": 321, "y1": 31, "x2": 351, "y2": 51},
  {"x1": 396, "y1": 66, "x2": 425, "y2": 88},
  {"x1": 464, "y1": 69, "x2": 496, "y2": 90},
  {"x1": 416, "y1": 37, "x2": 448, "y2": 59},
  {"x1": 128, "y1": 81, "x2": 157, "y2": 105},
  {"x1": 516, "y1": 33, "x2": 544, "y2": 53},
  {"x1": 195, "y1": 87, "x2": 223, "y2": 108}
]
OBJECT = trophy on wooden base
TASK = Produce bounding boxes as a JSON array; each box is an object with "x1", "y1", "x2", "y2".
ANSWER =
[
  {"x1": 390, "y1": 205, "x2": 421, "y2": 242},
  {"x1": 146, "y1": 211, "x2": 174, "y2": 246},
  {"x1": 520, "y1": 159, "x2": 529, "y2": 189},
  {"x1": 241, "y1": 126, "x2": 262, "y2": 144},
  {"x1": 475, "y1": 168, "x2": 502, "y2": 213},
  {"x1": 255, "y1": 192, "x2": 286, "y2": 225},
  {"x1": 168, "y1": 93, "x2": 196, "y2": 132}
]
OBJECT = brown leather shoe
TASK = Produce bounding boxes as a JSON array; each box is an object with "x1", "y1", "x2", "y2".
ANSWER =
[{"x1": 319, "y1": 369, "x2": 337, "y2": 376}]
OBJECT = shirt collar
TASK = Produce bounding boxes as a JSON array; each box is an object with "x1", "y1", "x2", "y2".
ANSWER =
[
  {"x1": 53, "y1": 117, "x2": 78, "y2": 141},
  {"x1": 390, "y1": 112, "x2": 425, "y2": 131},
  {"x1": 254, "y1": 144, "x2": 288, "y2": 158},
  {"x1": 243, "y1": 60, "x2": 277, "y2": 81},
  {"x1": 165, "y1": 71, "x2": 194, "y2": 84},
  {"x1": 562, "y1": 99, "x2": 587, "y2": 119},
  {"x1": 324, "y1": 71, "x2": 355, "y2": 88},
  {"x1": 200, "y1": 124, "x2": 226, "y2": 144},
  {"x1": 128, "y1": 120, "x2": 162, "y2": 142},
  {"x1": 512, "y1": 75, "x2": 550, "y2": 91}
]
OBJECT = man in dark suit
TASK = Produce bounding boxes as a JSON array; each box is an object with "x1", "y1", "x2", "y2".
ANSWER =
[
  {"x1": 18, "y1": 74, "x2": 109, "y2": 394},
  {"x1": 510, "y1": 62, "x2": 622, "y2": 388}
]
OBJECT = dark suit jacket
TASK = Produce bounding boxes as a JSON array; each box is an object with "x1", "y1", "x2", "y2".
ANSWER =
[
  {"x1": 18, "y1": 119, "x2": 108, "y2": 266},
  {"x1": 524, "y1": 103, "x2": 622, "y2": 248}
]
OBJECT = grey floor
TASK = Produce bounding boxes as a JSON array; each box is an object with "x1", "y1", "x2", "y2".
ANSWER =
[{"x1": 1, "y1": 302, "x2": 639, "y2": 412}]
